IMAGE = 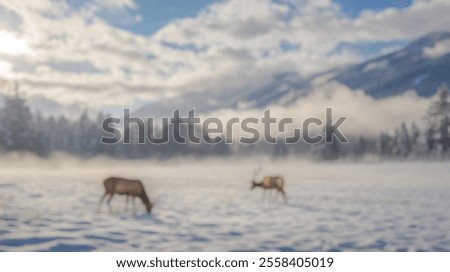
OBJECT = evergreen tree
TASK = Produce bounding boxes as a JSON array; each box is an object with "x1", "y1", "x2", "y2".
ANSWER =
[
  {"x1": 425, "y1": 84, "x2": 450, "y2": 153},
  {"x1": 379, "y1": 133, "x2": 393, "y2": 157},
  {"x1": 398, "y1": 123, "x2": 411, "y2": 157},
  {"x1": 355, "y1": 136, "x2": 367, "y2": 156},
  {"x1": 314, "y1": 123, "x2": 340, "y2": 160},
  {"x1": 410, "y1": 122, "x2": 420, "y2": 146},
  {"x1": 0, "y1": 93, "x2": 35, "y2": 152}
]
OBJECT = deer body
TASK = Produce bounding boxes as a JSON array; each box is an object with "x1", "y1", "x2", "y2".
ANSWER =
[
  {"x1": 252, "y1": 175, "x2": 286, "y2": 201},
  {"x1": 98, "y1": 177, "x2": 153, "y2": 214}
]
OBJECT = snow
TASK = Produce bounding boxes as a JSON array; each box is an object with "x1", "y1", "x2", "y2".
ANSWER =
[
  {"x1": 0, "y1": 157, "x2": 449, "y2": 252},
  {"x1": 363, "y1": 60, "x2": 389, "y2": 72}
]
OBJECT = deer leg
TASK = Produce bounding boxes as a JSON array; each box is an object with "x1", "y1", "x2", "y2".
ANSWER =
[
  {"x1": 261, "y1": 189, "x2": 267, "y2": 201},
  {"x1": 280, "y1": 189, "x2": 287, "y2": 203},
  {"x1": 273, "y1": 189, "x2": 278, "y2": 200},
  {"x1": 106, "y1": 194, "x2": 114, "y2": 213},
  {"x1": 125, "y1": 195, "x2": 130, "y2": 213},
  {"x1": 97, "y1": 193, "x2": 107, "y2": 213},
  {"x1": 132, "y1": 196, "x2": 137, "y2": 215}
]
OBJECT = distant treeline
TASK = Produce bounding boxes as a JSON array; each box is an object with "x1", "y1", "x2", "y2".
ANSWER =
[
  {"x1": 0, "y1": 85, "x2": 449, "y2": 160},
  {"x1": 315, "y1": 84, "x2": 450, "y2": 160}
]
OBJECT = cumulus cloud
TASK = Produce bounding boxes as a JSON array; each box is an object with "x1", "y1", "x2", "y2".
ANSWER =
[{"x1": 0, "y1": 0, "x2": 448, "y2": 116}]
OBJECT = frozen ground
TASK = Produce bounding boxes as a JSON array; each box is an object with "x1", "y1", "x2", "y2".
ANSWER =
[{"x1": 0, "y1": 156, "x2": 449, "y2": 251}]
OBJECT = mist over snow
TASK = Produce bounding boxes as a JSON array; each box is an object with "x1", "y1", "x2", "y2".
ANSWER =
[{"x1": 1, "y1": 156, "x2": 449, "y2": 251}]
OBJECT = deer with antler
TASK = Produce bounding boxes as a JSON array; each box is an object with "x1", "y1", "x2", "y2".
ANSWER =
[
  {"x1": 98, "y1": 177, "x2": 154, "y2": 214},
  {"x1": 251, "y1": 167, "x2": 287, "y2": 202}
]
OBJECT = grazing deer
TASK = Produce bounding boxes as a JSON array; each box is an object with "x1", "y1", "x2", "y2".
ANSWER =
[
  {"x1": 98, "y1": 177, "x2": 153, "y2": 214},
  {"x1": 251, "y1": 167, "x2": 287, "y2": 202}
]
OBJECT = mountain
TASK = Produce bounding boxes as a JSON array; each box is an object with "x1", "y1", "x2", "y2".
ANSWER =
[
  {"x1": 133, "y1": 72, "x2": 308, "y2": 118},
  {"x1": 134, "y1": 32, "x2": 450, "y2": 117},
  {"x1": 329, "y1": 32, "x2": 450, "y2": 98}
]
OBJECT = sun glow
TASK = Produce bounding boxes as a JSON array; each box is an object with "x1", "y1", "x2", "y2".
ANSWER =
[
  {"x1": 0, "y1": 60, "x2": 12, "y2": 76},
  {"x1": 0, "y1": 31, "x2": 31, "y2": 55}
]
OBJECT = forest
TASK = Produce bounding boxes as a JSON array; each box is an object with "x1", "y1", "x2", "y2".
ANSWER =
[{"x1": 0, "y1": 85, "x2": 449, "y2": 160}]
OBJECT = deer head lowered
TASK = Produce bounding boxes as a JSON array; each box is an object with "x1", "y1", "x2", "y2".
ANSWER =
[
  {"x1": 98, "y1": 177, "x2": 154, "y2": 214},
  {"x1": 251, "y1": 167, "x2": 287, "y2": 202}
]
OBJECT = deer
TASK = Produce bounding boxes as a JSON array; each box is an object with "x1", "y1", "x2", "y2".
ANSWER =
[
  {"x1": 250, "y1": 167, "x2": 287, "y2": 202},
  {"x1": 97, "y1": 177, "x2": 154, "y2": 214}
]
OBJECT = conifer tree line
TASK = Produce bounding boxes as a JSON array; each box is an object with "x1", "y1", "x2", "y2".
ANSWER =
[
  {"x1": 315, "y1": 84, "x2": 450, "y2": 160},
  {"x1": 0, "y1": 85, "x2": 449, "y2": 160},
  {"x1": 0, "y1": 93, "x2": 230, "y2": 158}
]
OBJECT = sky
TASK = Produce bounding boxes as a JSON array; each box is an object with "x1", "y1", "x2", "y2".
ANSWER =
[
  {"x1": 0, "y1": 0, "x2": 449, "y2": 118},
  {"x1": 112, "y1": 0, "x2": 413, "y2": 35}
]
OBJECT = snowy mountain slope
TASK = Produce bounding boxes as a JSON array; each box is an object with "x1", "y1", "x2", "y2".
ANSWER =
[
  {"x1": 132, "y1": 72, "x2": 308, "y2": 118},
  {"x1": 330, "y1": 32, "x2": 450, "y2": 98}
]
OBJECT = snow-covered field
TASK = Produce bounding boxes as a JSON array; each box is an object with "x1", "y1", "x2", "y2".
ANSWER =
[{"x1": 0, "y1": 156, "x2": 449, "y2": 252}]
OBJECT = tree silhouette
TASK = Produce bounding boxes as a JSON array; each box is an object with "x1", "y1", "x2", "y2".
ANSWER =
[{"x1": 425, "y1": 84, "x2": 450, "y2": 153}]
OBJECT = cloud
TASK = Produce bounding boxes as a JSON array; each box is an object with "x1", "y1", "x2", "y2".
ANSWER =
[
  {"x1": 0, "y1": 0, "x2": 448, "y2": 117},
  {"x1": 0, "y1": 59, "x2": 12, "y2": 76},
  {"x1": 0, "y1": 4, "x2": 22, "y2": 33},
  {"x1": 204, "y1": 81, "x2": 431, "y2": 138},
  {"x1": 0, "y1": 31, "x2": 30, "y2": 55},
  {"x1": 423, "y1": 38, "x2": 450, "y2": 58}
]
